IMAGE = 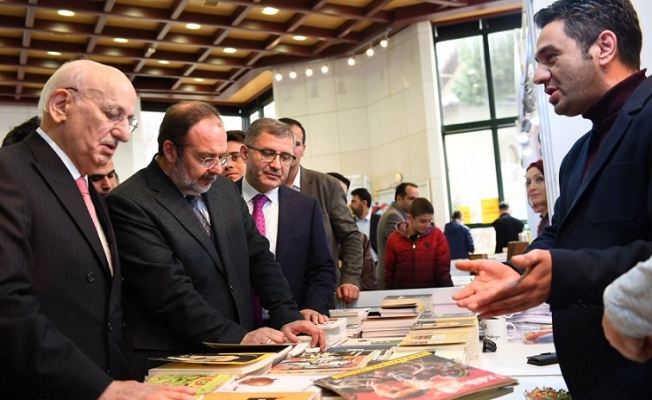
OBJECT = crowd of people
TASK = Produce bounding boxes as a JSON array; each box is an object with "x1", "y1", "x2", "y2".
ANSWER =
[{"x1": 1, "y1": 1, "x2": 651, "y2": 399}]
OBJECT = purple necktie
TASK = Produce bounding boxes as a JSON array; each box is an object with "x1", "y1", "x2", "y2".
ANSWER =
[{"x1": 251, "y1": 193, "x2": 268, "y2": 328}]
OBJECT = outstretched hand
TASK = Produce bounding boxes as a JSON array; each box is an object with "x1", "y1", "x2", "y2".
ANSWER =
[{"x1": 453, "y1": 250, "x2": 552, "y2": 318}]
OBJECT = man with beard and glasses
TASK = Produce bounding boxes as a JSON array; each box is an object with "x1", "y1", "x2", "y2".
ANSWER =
[{"x1": 106, "y1": 101, "x2": 324, "y2": 381}]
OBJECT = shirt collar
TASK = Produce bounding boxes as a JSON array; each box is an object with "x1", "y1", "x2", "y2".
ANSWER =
[
  {"x1": 37, "y1": 127, "x2": 83, "y2": 181},
  {"x1": 242, "y1": 177, "x2": 279, "y2": 204}
]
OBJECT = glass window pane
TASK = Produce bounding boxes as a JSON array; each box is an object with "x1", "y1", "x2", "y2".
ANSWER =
[
  {"x1": 445, "y1": 130, "x2": 498, "y2": 224},
  {"x1": 489, "y1": 30, "x2": 519, "y2": 119},
  {"x1": 249, "y1": 110, "x2": 260, "y2": 124},
  {"x1": 140, "y1": 111, "x2": 165, "y2": 161},
  {"x1": 221, "y1": 115, "x2": 243, "y2": 131},
  {"x1": 263, "y1": 101, "x2": 276, "y2": 119},
  {"x1": 437, "y1": 36, "x2": 490, "y2": 125},
  {"x1": 498, "y1": 126, "x2": 528, "y2": 220}
]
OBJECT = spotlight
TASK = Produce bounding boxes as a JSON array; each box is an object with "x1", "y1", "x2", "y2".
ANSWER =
[
  {"x1": 366, "y1": 46, "x2": 374, "y2": 57},
  {"x1": 347, "y1": 56, "x2": 355, "y2": 66},
  {"x1": 522, "y1": 147, "x2": 533, "y2": 157},
  {"x1": 321, "y1": 64, "x2": 329, "y2": 74},
  {"x1": 275, "y1": 72, "x2": 283, "y2": 82},
  {"x1": 305, "y1": 67, "x2": 313, "y2": 77},
  {"x1": 289, "y1": 70, "x2": 297, "y2": 79},
  {"x1": 380, "y1": 38, "x2": 388, "y2": 48}
]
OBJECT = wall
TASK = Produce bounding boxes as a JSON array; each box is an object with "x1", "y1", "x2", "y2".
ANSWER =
[{"x1": 273, "y1": 22, "x2": 450, "y2": 227}]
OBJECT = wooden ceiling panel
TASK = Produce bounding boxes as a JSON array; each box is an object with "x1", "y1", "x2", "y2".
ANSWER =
[{"x1": 0, "y1": 0, "x2": 517, "y2": 106}]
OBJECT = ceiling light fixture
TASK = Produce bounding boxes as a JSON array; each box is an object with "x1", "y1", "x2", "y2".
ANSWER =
[
  {"x1": 366, "y1": 46, "x2": 374, "y2": 57},
  {"x1": 275, "y1": 72, "x2": 283, "y2": 81},
  {"x1": 305, "y1": 67, "x2": 313, "y2": 77},
  {"x1": 57, "y1": 10, "x2": 75, "y2": 17},
  {"x1": 194, "y1": 78, "x2": 205, "y2": 82},
  {"x1": 262, "y1": 7, "x2": 279, "y2": 15},
  {"x1": 289, "y1": 70, "x2": 297, "y2": 79},
  {"x1": 47, "y1": 51, "x2": 61, "y2": 56},
  {"x1": 347, "y1": 56, "x2": 355, "y2": 66},
  {"x1": 114, "y1": 38, "x2": 128, "y2": 43},
  {"x1": 293, "y1": 35, "x2": 307, "y2": 41},
  {"x1": 380, "y1": 38, "x2": 388, "y2": 48},
  {"x1": 223, "y1": 47, "x2": 237, "y2": 54},
  {"x1": 321, "y1": 64, "x2": 329, "y2": 74},
  {"x1": 185, "y1": 23, "x2": 201, "y2": 30},
  {"x1": 158, "y1": 60, "x2": 170, "y2": 65}
]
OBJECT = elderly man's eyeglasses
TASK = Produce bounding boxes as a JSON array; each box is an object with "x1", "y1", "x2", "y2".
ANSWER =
[
  {"x1": 247, "y1": 146, "x2": 295, "y2": 166},
  {"x1": 176, "y1": 144, "x2": 231, "y2": 169},
  {"x1": 66, "y1": 87, "x2": 139, "y2": 133}
]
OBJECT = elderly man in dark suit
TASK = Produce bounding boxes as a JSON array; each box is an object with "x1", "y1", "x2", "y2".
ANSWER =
[
  {"x1": 279, "y1": 118, "x2": 362, "y2": 305},
  {"x1": 0, "y1": 60, "x2": 194, "y2": 400},
  {"x1": 107, "y1": 101, "x2": 324, "y2": 381},
  {"x1": 237, "y1": 118, "x2": 337, "y2": 323}
]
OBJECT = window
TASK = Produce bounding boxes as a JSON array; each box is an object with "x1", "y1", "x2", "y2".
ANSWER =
[{"x1": 435, "y1": 15, "x2": 524, "y2": 251}]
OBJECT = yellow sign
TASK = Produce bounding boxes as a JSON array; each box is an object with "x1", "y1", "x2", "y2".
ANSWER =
[
  {"x1": 458, "y1": 206, "x2": 471, "y2": 224},
  {"x1": 481, "y1": 198, "x2": 500, "y2": 224}
]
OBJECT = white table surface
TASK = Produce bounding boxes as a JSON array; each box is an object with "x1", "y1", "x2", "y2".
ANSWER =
[{"x1": 469, "y1": 341, "x2": 567, "y2": 399}]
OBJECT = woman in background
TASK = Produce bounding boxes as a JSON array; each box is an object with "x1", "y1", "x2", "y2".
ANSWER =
[{"x1": 526, "y1": 159, "x2": 549, "y2": 237}]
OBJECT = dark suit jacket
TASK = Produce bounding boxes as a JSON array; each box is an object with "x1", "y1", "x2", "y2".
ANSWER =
[
  {"x1": 0, "y1": 132, "x2": 127, "y2": 400},
  {"x1": 106, "y1": 159, "x2": 302, "y2": 381},
  {"x1": 369, "y1": 212, "x2": 380, "y2": 255},
  {"x1": 300, "y1": 167, "x2": 362, "y2": 288},
  {"x1": 492, "y1": 213, "x2": 523, "y2": 254},
  {"x1": 237, "y1": 180, "x2": 337, "y2": 314},
  {"x1": 526, "y1": 76, "x2": 652, "y2": 398}
]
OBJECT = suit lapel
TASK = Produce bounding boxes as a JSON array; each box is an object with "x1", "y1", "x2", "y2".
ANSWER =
[
  {"x1": 146, "y1": 163, "x2": 226, "y2": 275},
  {"x1": 27, "y1": 134, "x2": 111, "y2": 275}
]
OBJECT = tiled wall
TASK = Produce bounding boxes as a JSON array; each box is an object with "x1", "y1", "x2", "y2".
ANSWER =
[{"x1": 274, "y1": 21, "x2": 450, "y2": 227}]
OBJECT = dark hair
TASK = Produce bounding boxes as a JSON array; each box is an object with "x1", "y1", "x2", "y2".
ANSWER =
[
  {"x1": 409, "y1": 198, "x2": 434, "y2": 218},
  {"x1": 227, "y1": 130, "x2": 246, "y2": 144},
  {"x1": 351, "y1": 188, "x2": 372, "y2": 207},
  {"x1": 451, "y1": 210, "x2": 462, "y2": 220},
  {"x1": 3, "y1": 116, "x2": 41, "y2": 147},
  {"x1": 527, "y1": 159, "x2": 545, "y2": 176},
  {"x1": 394, "y1": 182, "x2": 417, "y2": 201},
  {"x1": 158, "y1": 101, "x2": 222, "y2": 154},
  {"x1": 244, "y1": 118, "x2": 295, "y2": 148},
  {"x1": 534, "y1": 0, "x2": 641, "y2": 70},
  {"x1": 278, "y1": 117, "x2": 306, "y2": 145},
  {"x1": 327, "y1": 172, "x2": 350, "y2": 191},
  {"x1": 499, "y1": 201, "x2": 510, "y2": 211}
]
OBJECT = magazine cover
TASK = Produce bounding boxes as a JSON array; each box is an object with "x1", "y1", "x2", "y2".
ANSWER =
[
  {"x1": 314, "y1": 351, "x2": 517, "y2": 400},
  {"x1": 146, "y1": 374, "x2": 235, "y2": 398},
  {"x1": 165, "y1": 353, "x2": 270, "y2": 364},
  {"x1": 271, "y1": 349, "x2": 376, "y2": 374}
]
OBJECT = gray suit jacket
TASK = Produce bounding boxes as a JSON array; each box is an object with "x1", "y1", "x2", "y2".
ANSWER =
[
  {"x1": 107, "y1": 159, "x2": 302, "y2": 380},
  {"x1": 0, "y1": 132, "x2": 127, "y2": 399},
  {"x1": 300, "y1": 167, "x2": 362, "y2": 288},
  {"x1": 376, "y1": 201, "x2": 407, "y2": 290}
]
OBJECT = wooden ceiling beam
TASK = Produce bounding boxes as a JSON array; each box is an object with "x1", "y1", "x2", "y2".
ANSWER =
[
  {"x1": 231, "y1": 6, "x2": 252, "y2": 26},
  {"x1": 422, "y1": 0, "x2": 468, "y2": 6}
]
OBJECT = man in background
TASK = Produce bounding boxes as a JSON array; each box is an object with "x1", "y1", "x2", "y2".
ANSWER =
[
  {"x1": 107, "y1": 101, "x2": 323, "y2": 381},
  {"x1": 376, "y1": 182, "x2": 419, "y2": 289},
  {"x1": 350, "y1": 187, "x2": 380, "y2": 263},
  {"x1": 222, "y1": 129, "x2": 247, "y2": 182},
  {"x1": 491, "y1": 201, "x2": 523, "y2": 254},
  {"x1": 279, "y1": 117, "x2": 362, "y2": 305},
  {"x1": 90, "y1": 158, "x2": 119, "y2": 197},
  {"x1": 2, "y1": 116, "x2": 40, "y2": 146},
  {"x1": 444, "y1": 210, "x2": 475, "y2": 260},
  {"x1": 0, "y1": 59, "x2": 193, "y2": 400}
]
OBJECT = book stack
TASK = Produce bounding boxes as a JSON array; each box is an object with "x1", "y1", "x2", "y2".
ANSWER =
[
  {"x1": 317, "y1": 318, "x2": 348, "y2": 347},
  {"x1": 329, "y1": 308, "x2": 370, "y2": 325},
  {"x1": 314, "y1": 351, "x2": 517, "y2": 400},
  {"x1": 381, "y1": 294, "x2": 434, "y2": 313},
  {"x1": 362, "y1": 315, "x2": 419, "y2": 338},
  {"x1": 395, "y1": 311, "x2": 481, "y2": 363}
]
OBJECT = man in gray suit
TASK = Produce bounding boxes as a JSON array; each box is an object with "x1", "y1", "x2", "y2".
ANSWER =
[
  {"x1": 107, "y1": 102, "x2": 324, "y2": 381},
  {"x1": 376, "y1": 182, "x2": 420, "y2": 289},
  {"x1": 279, "y1": 118, "x2": 362, "y2": 304},
  {"x1": 0, "y1": 60, "x2": 194, "y2": 400}
]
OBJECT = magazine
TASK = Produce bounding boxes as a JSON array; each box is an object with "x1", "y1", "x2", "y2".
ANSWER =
[
  {"x1": 146, "y1": 374, "x2": 235, "y2": 399},
  {"x1": 271, "y1": 349, "x2": 376, "y2": 374}
]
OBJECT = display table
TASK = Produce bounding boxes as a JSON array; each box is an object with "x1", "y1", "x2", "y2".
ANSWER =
[{"x1": 470, "y1": 341, "x2": 567, "y2": 399}]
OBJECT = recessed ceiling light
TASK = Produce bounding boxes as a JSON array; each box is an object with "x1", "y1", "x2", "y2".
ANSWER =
[
  {"x1": 194, "y1": 78, "x2": 205, "y2": 82},
  {"x1": 114, "y1": 38, "x2": 128, "y2": 43},
  {"x1": 47, "y1": 51, "x2": 61, "y2": 56},
  {"x1": 223, "y1": 47, "x2": 237, "y2": 54},
  {"x1": 293, "y1": 35, "x2": 307, "y2": 41},
  {"x1": 262, "y1": 7, "x2": 279, "y2": 15},
  {"x1": 57, "y1": 10, "x2": 75, "y2": 17},
  {"x1": 158, "y1": 60, "x2": 170, "y2": 65},
  {"x1": 185, "y1": 23, "x2": 201, "y2": 30}
]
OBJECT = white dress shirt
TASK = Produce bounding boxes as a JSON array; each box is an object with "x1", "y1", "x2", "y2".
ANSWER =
[{"x1": 242, "y1": 178, "x2": 280, "y2": 255}]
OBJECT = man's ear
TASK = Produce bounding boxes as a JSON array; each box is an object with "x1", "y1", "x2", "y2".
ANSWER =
[
  {"x1": 47, "y1": 89, "x2": 72, "y2": 123},
  {"x1": 240, "y1": 144, "x2": 248, "y2": 162},
  {"x1": 161, "y1": 140, "x2": 178, "y2": 162},
  {"x1": 594, "y1": 30, "x2": 618, "y2": 66}
]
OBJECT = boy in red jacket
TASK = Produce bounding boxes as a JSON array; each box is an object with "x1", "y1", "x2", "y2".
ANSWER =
[{"x1": 384, "y1": 198, "x2": 453, "y2": 289}]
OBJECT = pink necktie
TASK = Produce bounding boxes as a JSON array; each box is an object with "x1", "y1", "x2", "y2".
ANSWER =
[
  {"x1": 76, "y1": 176, "x2": 101, "y2": 231},
  {"x1": 250, "y1": 193, "x2": 268, "y2": 328}
]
